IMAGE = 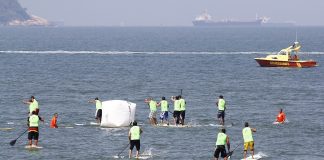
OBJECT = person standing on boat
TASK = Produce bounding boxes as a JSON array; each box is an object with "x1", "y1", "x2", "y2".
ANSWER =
[
  {"x1": 214, "y1": 128, "x2": 230, "y2": 160},
  {"x1": 242, "y1": 122, "x2": 257, "y2": 159},
  {"x1": 88, "y1": 97, "x2": 102, "y2": 123},
  {"x1": 216, "y1": 95, "x2": 226, "y2": 126},
  {"x1": 157, "y1": 97, "x2": 169, "y2": 125}
]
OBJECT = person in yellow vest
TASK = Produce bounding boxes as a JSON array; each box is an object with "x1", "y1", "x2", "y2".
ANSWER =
[
  {"x1": 145, "y1": 97, "x2": 157, "y2": 125},
  {"x1": 171, "y1": 96, "x2": 181, "y2": 126},
  {"x1": 179, "y1": 95, "x2": 186, "y2": 125},
  {"x1": 23, "y1": 96, "x2": 39, "y2": 115},
  {"x1": 242, "y1": 122, "x2": 257, "y2": 159},
  {"x1": 27, "y1": 111, "x2": 44, "y2": 146},
  {"x1": 157, "y1": 97, "x2": 169, "y2": 125},
  {"x1": 128, "y1": 121, "x2": 143, "y2": 159},
  {"x1": 88, "y1": 97, "x2": 102, "y2": 123},
  {"x1": 216, "y1": 95, "x2": 226, "y2": 126},
  {"x1": 214, "y1": 128, "x2": 230, "y2": 160}
]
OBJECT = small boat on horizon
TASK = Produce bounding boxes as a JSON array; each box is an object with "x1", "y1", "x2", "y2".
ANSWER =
[{"x1": 254, "y1": 41, "x2": 317, "y2": 68}]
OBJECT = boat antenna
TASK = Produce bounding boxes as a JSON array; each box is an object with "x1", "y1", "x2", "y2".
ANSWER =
[{"x1": 295, "y1": 30, "x2": 298, "y2": 42}]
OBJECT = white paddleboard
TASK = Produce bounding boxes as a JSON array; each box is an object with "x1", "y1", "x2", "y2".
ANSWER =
[
  {"x1": 90, "y1": 122, "x2": 100, "y2": 126},
  {"x1": 0, "y1": 128, "x2": 13, "y2": 131},
  {"x1": 241, "y1": 154, "x2": 263, "y2": 160},
  {"x1": 156, "y1": 124, "x2": 192, "y2": 128},
  {"x1": 25, "y1": 145, "x2": 43, "y2": 149}
]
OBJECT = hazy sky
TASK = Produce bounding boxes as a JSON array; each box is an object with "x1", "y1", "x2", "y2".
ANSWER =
[{"x1": 19, "y1": 0, "x2": 324, "y2": 26}]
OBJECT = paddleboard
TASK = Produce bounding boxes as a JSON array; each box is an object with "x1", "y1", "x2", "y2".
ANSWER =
[
  {"x1": 241, "y1": 154, "x2": 263, "y2": 160},
  {"x1": 156, "y1": 124, "x2": 192, "y2": 128},
  {"x1": 74, "y1": 123, "x2": 85, "y2": 126},
  {"x1": 25, "y1": 145, "x2": 43, "y2": 149},
  {"x1": 90, "y1": 122, "x2": 100, "y2": 126},
  {"x1": 0, "y1": 128, "x2": 13, "y2": 131}
]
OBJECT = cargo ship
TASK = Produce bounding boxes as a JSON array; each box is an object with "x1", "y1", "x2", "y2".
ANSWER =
[{"x1": 192, "y1": 11, "x2": 294, "y2": 27}]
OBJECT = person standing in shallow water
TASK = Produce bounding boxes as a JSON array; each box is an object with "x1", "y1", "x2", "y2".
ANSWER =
[
  {"x1": 276, "y1": 108, "x2": 286, "y2": 123},
  {"x1": 216, "y1": 95, "x2": 226, "y2": 126},
  {"x1": 50, "y1": 113, "x2": 58, "y2": 128},
  {"x1": 129, "y1": 121, "x2": 143, "y2": 159},
  {"x1": 88, "y1": 97, "x2": 102, "y2": 123}
]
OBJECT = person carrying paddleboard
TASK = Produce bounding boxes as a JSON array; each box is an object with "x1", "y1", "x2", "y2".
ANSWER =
[
  {"x1": 88, "y1": 97, "x2": 102, "y2": 123},
  {"x1": 276, "y1": 108, "x2": 286, "y2": 123},
  {"x1": 128, "y1": 121, "x2": 143, "y2": 159},
  {"x1": 214, "y1": 128, "x2": 230, "y2": 160},
  {"x1": 23, "y1": 96, "x2": 39, "y2": 115},
  {"x1": 179, "y1": 95, "x2": 186, "y2": 125},
  {"x1": 145, "y1": 97, "x2": 157, "y2": 125},
  {"x1": 242, "y1": 122, "x2": 257, "y2": 159},
  {"x1": 171, "y1": 96, "x2": 181, "y2": 126},
  {"x1": 216, "y1": 95, "x2": 226, "y2": 126},
  {"x1": 27, "y1": 111, "x2": 44, "y2": 147},
  {"x1": 157, "y1": 97, "x2": 169, "y2": 125}
]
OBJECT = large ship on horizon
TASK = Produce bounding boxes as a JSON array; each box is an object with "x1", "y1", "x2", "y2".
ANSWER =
[{"x1": 192, "y1": 11, "x2": 295, "y2": 27}]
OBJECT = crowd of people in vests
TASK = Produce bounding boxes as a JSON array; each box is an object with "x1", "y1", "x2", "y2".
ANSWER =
[{"x1": 21, "y1": 94, "x2": 286, "y2": 159}]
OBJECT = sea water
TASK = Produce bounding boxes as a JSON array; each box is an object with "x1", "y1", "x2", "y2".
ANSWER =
[{"x1": 0, "y1": 27, "x2": 323, "y2": 159}]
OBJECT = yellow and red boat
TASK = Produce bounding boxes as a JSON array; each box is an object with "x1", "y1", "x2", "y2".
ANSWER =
[{"x1": 254, "y1": 42, "x2": 317, "y2": 68}]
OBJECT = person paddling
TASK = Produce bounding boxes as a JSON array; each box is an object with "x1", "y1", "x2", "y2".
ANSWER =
[
  {"x1": 128, "y1": 121, "x2": 143, "y2": 159},
  {"x1": 88, "y1": 97, "x2": 102, "y2": 123},
  {"x1": 171, "y1": 96, "x2": 181, "y2": 126},
  {"x1": 179, "y1": 95, "x2": 186, "y2": 125},
  {"x1": 50, "y1": 113, "x2": 58, "y2": 128},
  {"x1": 276, "y1": 108, "x2": 286, "y2": 123},
  {"x1": 145, "y1": 98, "x2": 157, "y2": 125},
  {"x1": 157, "y1": 97, "x2": 169, "y2": 125},
  {"x1": 214, "y1": 128, "x2": 230, "y2": 160},
  {"x1": 216, "y1": 95, "x2": 226, "y2": 126},
  {"x1": 242, "y1": 122, "x2": 256, "y2": 159},
  {"x1": 27, "y1": 111, "x2": 44, "y2": 146},
  {"x1": 23, "y1": 96, "x2": 39, "y2": 115}
]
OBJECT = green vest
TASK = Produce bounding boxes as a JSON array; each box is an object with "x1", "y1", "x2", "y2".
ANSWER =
[
  {"x1": 29, "y1": 103, "x2": 36, "y2": 113},
  {"x1": 95, "y1": 100, "x2": 102, "y2": 110},
  {"x1": 33, "y1": 99, "x2": 39, "y2": 109},
  {"x1": 29, "y1": 115, "x2": 39, "y2": 127},
  {"x1": 174, "y1": 100, "x2": 181, "y2": 111},
  {"x1": 180, "y1": 98, "x2": 186, "y2": 111},
  {"x1": 216, "y1": 132, "x2": 227, "y2": 146},
  {"x1": 160, "y1": 100, "x2": 168, "y2": 112},
  {"x1": 218, "y1": 99, "x2": 226, "y2": 111},
  {"x1": 130, "y1": 126, "x2": 140, "y2": 140},
  {"x1": 242, "y1": 127, "x2": 253, "y2": 142},
  {"x1": 149, "y1": 100, "x2": 157, "y2": 112}
]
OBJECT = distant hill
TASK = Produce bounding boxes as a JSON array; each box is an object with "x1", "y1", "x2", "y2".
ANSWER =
[{"x1": 0, "y1": 0, "x2": 31, "y2": 25}]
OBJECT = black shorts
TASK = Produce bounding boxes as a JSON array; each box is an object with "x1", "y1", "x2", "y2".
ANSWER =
[
  {"x1": 28, "y1": 131, "x2": 39, "y2": 140},
  {"x1": 96, "y1": 109, "x2": 102, "y2": 119},
  {"x1": 173, "y1": 111, "x2": 180, "y2": 118},
  {"x1": 180, "y1": 110, "x2": 186, "y2": 120},
  {"x1": 214, "y1": 145, "x2": 227, "y2": 158},
  {"x1": 217, "y1": 111, "x2": 225, "y2": 119},
  {"x1": 130, "y1": 140, "x2": 140, "y2": 151}
]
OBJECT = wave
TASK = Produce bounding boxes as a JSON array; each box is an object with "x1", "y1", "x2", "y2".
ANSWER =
[{"x1": 0, "y1": 50, "x2": 323, "y2": 55}]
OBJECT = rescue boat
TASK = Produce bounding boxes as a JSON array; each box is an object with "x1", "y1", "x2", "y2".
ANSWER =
[{"x1": 254, "y1": 42, "x2": 317, "y2": 68}]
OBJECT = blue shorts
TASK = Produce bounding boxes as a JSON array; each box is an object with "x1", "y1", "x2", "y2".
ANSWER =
[{"x1": 159, "y1": 111, "x2": 168, "y2": 120}]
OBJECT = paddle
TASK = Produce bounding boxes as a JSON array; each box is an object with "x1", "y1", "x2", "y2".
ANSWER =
[
  {"x1": 226, "y1": 143, "x2": 241, "y2": 158},
  {"x1": 117, "y1": 143, "x2": 130, "y2": 157},
  {"x1": 10, "y1": 129, "x2": 28, "y2": 146}
]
